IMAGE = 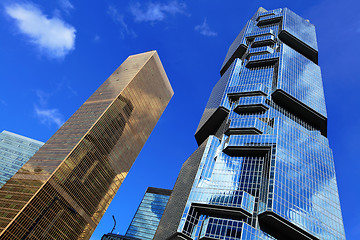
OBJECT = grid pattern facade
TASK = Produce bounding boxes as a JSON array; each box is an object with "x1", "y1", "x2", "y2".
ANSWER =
[
  {"x1": 0, "y1": 131, "x2": 44, "y2": 188},
  {"x1": 125, "y1": 188, "x2": 171, "y2": 240},
  {"x1": 278, "y1": 44, "x2": 326, "y2": 117},
  {"x1": 0, "y1": 51, "x2": 173, "y2": 240},
  {"x1": 155, "y1": 7, "x2": 345, "y2": 240}
]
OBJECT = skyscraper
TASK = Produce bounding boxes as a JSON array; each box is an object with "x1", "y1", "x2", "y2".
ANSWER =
[
  {"x1": 125, "y1": 187, "x2": 171, "y2": 240},
  {"x1": 101, "y1": 187, "x2": 171, "y2": 240},
  {"x1": 0, "y1": 50, "x2": 173, "y2": 240},
  {"x1": 154, "y1": 7, "x2": 345, "y2": 240},
  {"x1": 0, "y1": 130, "x2": 44, "y2": 188}
]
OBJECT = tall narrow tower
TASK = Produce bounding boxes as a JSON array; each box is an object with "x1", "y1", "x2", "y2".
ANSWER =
[
  {"x1": 0, "y1": 51, "x2": 173, "y2": 240},
  {"x1": 155, "y1": 8, "x2": 345, "y2": 240}
]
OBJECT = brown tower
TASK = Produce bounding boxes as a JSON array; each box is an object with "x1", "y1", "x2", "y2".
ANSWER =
[{"x1": 0, "y1": 51, "x2": 173, "y2": 240}]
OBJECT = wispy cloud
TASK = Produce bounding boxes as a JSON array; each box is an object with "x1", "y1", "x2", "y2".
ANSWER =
[
  {"x1": 58, "y1": 0, "x2": 74, "y2": 14},
  {"x1": 33, "y1": 90, "x2": 64, "y2": 128},
  {"x1": 35, "y1": 89, "x2": 49, "y2": 106},
  {"x1": 195, "y1": 18, "x2": 217, "y2": 37},
  {"x1": 65, "y1": 81, "x2": 78, "y2": 96},
  {"x1": 5, "y1": 3, "x2": 76, "y2": 59},
  {"x1": 34, "y1": 105, "x2": 64, "y2": 128},
  {"x1": 107, "y1": 5, "x2": 136, "y2": 38},
  {"x1": 130, "y1": 1, "x2": 187, "y2": 23}
]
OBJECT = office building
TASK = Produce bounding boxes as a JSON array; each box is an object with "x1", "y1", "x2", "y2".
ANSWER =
[
  {"x1": 125, "y1": 187, "x2": 171, "y2": 239},
  {"x1": 0, "y1": 130, "x2": 43, "y2": 188},
  {"x1": 0, "y1": 50, "x2": 173, "y2": 240},
  {"x1": 154, "y1": 8, "x2": 345, "y2": 240},
  {"x1": 102, "y1": 187, "x2": 171, "y2": 240},
  {"x1": 101, "y1": 234, "x2": 136, "y2": 240}
]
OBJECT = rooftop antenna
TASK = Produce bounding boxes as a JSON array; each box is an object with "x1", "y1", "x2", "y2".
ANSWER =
[{"x1": 110, "y1": 215, "x2": 116, "y2": 234}]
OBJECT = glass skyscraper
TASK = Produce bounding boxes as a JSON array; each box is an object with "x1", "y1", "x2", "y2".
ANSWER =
[
  {"x1": 154, "y1": 7, "x2": 345, "y2": 240},
  {"x1": 125, "y1": 187, "x2": 171, "y2": 240},
  {"x1": 0, "y1": 130, "x2": 43, "y2": 188},
  {"x1": 102, "y1": 187, "x2": 171, "y2": 240},
  {"x1": 0, "y1": 51, "x2": 173, "y2": 240}
]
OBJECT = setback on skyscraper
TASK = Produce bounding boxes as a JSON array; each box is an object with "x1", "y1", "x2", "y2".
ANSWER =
[{"x1": 152, "y1": 7, "x2": 346, "y2": 240}]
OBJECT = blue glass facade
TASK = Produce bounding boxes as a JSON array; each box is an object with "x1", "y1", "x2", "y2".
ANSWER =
[
  {"x1": 125, "y1": 187, "x2": 171, "y2": 240},
  {"x1": 102, "y1": 187, "x2": 171, "y2": 240},
  {"x1": 155, "y1": 7, "x2": 345, "y2": 240},
  {"x1": 0, "y1": 130, "x2": 43, "y2": 188}
]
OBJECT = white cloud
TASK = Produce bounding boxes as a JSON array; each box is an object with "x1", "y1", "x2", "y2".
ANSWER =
[
  {"x1": 195, "y1": 18, "x2": 217, "y2": 37},
  {"x1": 34, "y1": 105, "x2": 64, "y2": 128},
  {"x1": 130, "y1": 1, "x2": 186, "y2": 23},
  {"x1": 65, "y1": 81, "x2": 78, "y2": 96},
  {"x1": 35, "y1": 89, "x2": 49, "y2": 106},
  {"x1": 107, "y1": 5, "x2": 136, "y2": 38},
  {"x1": 59, "y1": 0, "x2": 74, "y2": 13},
  {"x1": 5, "y1": 3, "x2": 76, "y2": 59},
  {"x1": 33, "y1": 89, "x2": 66, "y2": 128}
]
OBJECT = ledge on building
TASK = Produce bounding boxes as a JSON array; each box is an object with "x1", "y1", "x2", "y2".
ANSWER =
[
  {"x1": 278, "y1": 30, "x2": 318, "y2": 64},
  {"x1": 245, "y1": 56, "x2": 278, "y2": 68},
  {"x1": 192, "y1": 202, "x2": 252, "y2": 219},
  {"x1": 225, "y1": 128, "x2": 262, "y2": 136},
  {"x1": 195, "y1": 107, "x2": 229, "y2": 146},
  {"x1": 271, "y1": 89, "x2": 327, "y2": 136},
  {"x1": 246, "y1": 29, "x2": 274, "y2": 41},
  {"x1": 258, "y1": 211, "x2": 320, "y2": 240},
  {"x1": 256, "y1": 12, "x2": 275, "y2": 21},
  {"x1": 251, "y1": 36, "x2": 276, "y2": 48},
  {"x1": 234, "y1": 104, "x2": 269, "y2": 114},
  {"x1": 223, "y1": 145, "x2": 271, "y2": 157},
  {"x1": 220, "y1": 44, "x2": 247, "y2": 76},
  {"x1": 146, "y1": 187, "x2": 172, "y2": 196},
  {"x1": 257, "y1": 15, "x2": 282, "y2": 26},
  {"x1": 228, "y1": 90, "x2": 267, "y2": 100},
  {"x1": 247, "y1": 47, "x2": 274, "y2": 58}
]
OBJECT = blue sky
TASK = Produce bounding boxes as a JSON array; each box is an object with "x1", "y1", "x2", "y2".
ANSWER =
[{"x1": 0, "y1": 0, "x2": 359, "y2": 239}]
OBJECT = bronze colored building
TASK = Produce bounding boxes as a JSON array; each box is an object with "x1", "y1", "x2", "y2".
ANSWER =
[{"x1": 0, "y1": 51, "x2": 173, "y2": 240}]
